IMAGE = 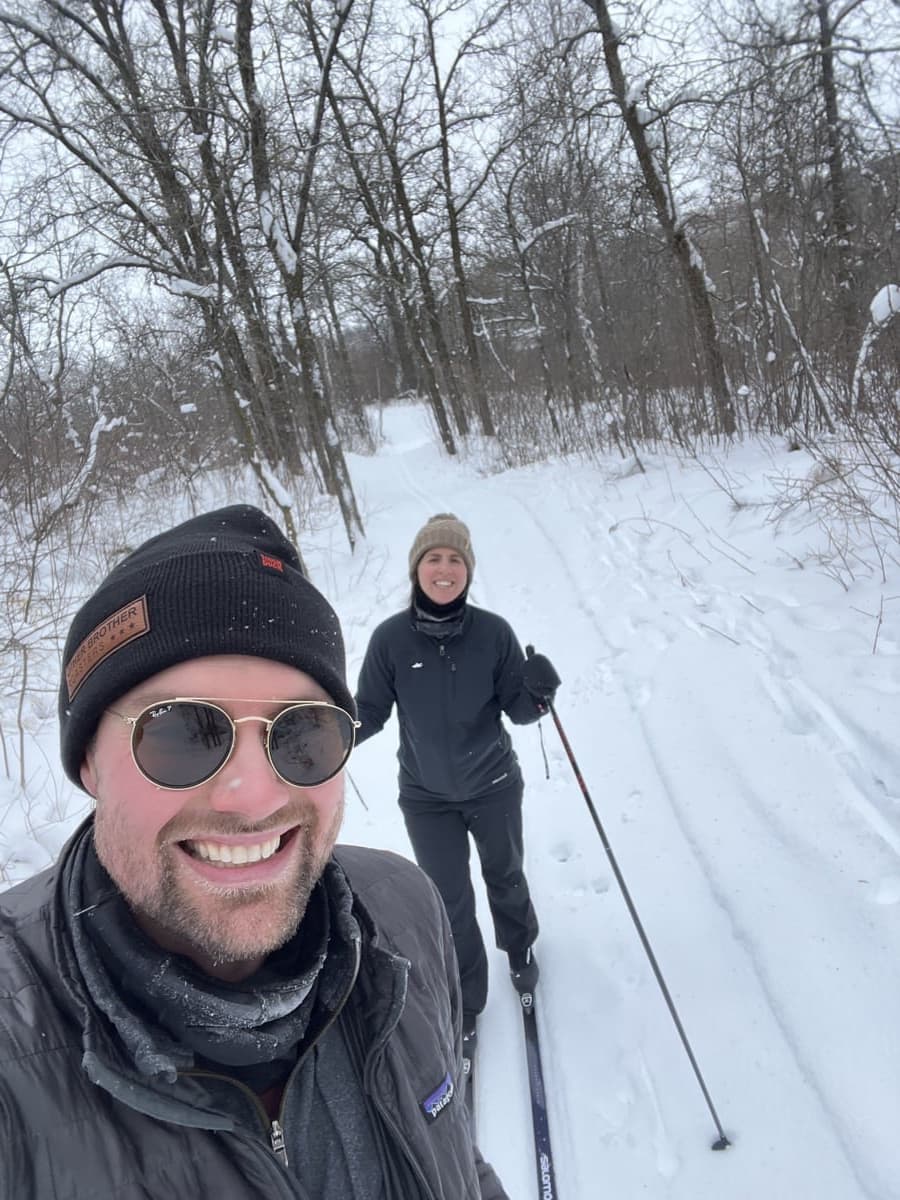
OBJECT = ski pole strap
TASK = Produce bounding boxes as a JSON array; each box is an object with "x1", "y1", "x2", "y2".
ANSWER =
[
  {"x1": 526, "y1": 643, "x2": 553, "y2": 780},
  {"x1": 537, "y1": 719, "x2": 550, "y2": 780}
]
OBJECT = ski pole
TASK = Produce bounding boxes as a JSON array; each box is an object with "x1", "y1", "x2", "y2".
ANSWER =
[
  {"x1": 525, "y1": 646, "x2": 731, "y2": 1151},
  {"x1": 346, "y1": 769, "x2": 369, "y2": 811}
]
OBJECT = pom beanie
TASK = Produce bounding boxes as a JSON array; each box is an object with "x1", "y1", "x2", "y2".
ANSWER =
[
  {"x1": 59, "y1": 504, "x2": 353, "y2": 788},
  {"x1": 408, "y1": 513, "x2": 475, "y2": 581}
]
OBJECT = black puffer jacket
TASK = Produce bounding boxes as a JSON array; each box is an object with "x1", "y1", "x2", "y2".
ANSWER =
[
  {"x1": 355, "y1": 605, "x2": 542, "y2": 802},
  {"x1": 0, "y1": 822, "x2": 507, "y2": 1200}
]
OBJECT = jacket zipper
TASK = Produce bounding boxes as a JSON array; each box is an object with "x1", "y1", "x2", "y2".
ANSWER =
[
  {"x1": 437, "y1": 643, "x2": 459, "y2": 791},
  {"x1": 271, "y1": 933, "x2": 363, "y2": 1162},
  {"x1": 269, "y1": 1118, "x2": 288, "y2": 1166},
  {"x1": 179, "y1": 1069, "x2": 285, "y2": 1158},
  {"x1": 179, "y1": 938, "x2": 362, "y2": 1173}
]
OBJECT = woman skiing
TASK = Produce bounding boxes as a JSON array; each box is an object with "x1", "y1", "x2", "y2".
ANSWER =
[{"x1": 354, "y1": 513, "x2": 559, "y2": 1048}]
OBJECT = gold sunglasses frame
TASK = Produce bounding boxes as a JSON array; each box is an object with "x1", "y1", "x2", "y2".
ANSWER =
[{"x1": 109, "y1": 697, "x2": 361, "y2": 791}]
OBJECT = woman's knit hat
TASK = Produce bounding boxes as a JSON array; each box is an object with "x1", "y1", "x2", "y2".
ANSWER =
[
  {"x1": 408, "y1": 513, "x2": 475, "y2": 581},
  {"x1": 59, "y1": 504, "x2": 354, "y2": 788}
]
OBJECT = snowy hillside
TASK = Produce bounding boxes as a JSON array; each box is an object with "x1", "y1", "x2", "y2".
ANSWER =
[{"x1": 4, "y1": 402, "x2": 900, "y2": 1199}]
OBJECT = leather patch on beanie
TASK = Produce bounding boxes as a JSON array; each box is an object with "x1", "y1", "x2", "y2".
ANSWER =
[
  {"x1": 65, "y1": 596, "x2": 150, "y2": 701},
  {"x1": 258, "y1": 551, "x2": 284, "y2": 572}
]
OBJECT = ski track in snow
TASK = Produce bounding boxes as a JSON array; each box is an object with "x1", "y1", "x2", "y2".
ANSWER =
[
  {"x1": 507, "y1": 476, "x2": 894, "y2": 1198},
  {"x1": 466, "y1": 480, "x2": 874, "y2": 1196},
  {"x1": 341, "y1": 415, "x2": 899, "y2": 1200}
]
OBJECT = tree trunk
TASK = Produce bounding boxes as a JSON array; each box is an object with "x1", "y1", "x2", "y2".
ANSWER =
[
  {"x1": 815, "y1": 0, "x2": 857, "y2": 373},
  {"x1": 584, "y1": 0, "x2": 736, "y2": 436}
]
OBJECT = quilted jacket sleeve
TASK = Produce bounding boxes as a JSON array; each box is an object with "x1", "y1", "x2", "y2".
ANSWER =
[{"x1": 354, "y1": 622, "x2": 397, "y2": 746}]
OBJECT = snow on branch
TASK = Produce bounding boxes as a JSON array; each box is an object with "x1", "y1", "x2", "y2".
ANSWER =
[
  {"x1": 517, "y1": 214, "x2": 578, "y2": 256},
  {"x1": 259, "y1": 189, "x2": 298, "y2": 275},
  {"x1": 47, "y1": 414, "x2": 126, "y2": 516},
  {"x1": 166, "y1": 278, "x2": 218, "y2": 300},
  {"x1": 252, "y1": 457, "x2": 293, "y2": 508},
  {"x1": 46, "y1": 257, "x2": 152, "y2": 298},
  {"x1": 852, "y1": 284, "x2": 900, "y2": 411},
  {"x1": 870, "y1": 284, "x2": 900, "y2": 328}
]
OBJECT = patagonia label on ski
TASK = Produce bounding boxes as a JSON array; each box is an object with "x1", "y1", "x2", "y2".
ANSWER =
[{"x1": 420, "y1": 1071, "x2": 454, "y2": 1123}]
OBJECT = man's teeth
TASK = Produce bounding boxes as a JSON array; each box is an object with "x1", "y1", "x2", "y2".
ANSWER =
[{"x1": 187, "y1": 836, "x2": 281, "y2": 866}]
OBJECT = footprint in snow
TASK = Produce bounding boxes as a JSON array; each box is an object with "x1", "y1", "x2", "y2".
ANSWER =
[
  {"x1": 621, "y1": 789, "x2": 643, "y2": 824},
  {"x1": 550, "y1": 841, "x2": 575, "y2": 863},
  {"x1": 868, "y1": 876, "x2": 900, "y2": 905},
  {"x1": 633, "y1": 682, "x2": 653, "y2": 708}
]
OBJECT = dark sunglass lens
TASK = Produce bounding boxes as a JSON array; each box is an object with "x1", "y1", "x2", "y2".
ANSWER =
[
  {"x1": 132, "y1": 702, "x2": 233, "y2": 788},
  {"x1": 269, "y1": 706, "x2": 353, "y2": 786}
]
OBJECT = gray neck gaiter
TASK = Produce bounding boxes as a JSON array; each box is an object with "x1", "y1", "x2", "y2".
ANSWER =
[{"x1": 64, "y1": 828, "x2": 355, "y2": 1090}]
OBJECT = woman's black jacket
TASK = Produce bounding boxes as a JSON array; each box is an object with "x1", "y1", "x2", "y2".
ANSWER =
[{"x1": 355, "y1": 605, "x2": 543, "y2": 803}]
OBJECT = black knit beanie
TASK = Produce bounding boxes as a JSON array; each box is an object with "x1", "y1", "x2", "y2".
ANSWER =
[{"x1": 59, "y1": 504, "x2": 353, "y2": 789}]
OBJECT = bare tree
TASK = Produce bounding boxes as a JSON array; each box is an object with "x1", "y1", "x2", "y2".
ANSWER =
[
  {"x1": 581, "y1": 0, "x2": 737, "y2": 436},
  {"x1": 0, "y1": 0, "x2": 364, "y2": 545},
  {"x1": 710, "y1": 0, "x2": 899, "y2": 394},
  {"x1": 414, "y1": 0, "x2": 520, "y2": 439}
]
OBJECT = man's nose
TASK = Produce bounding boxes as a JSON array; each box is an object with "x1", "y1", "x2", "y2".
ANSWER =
[{"x1": 206, "y1": 722, "x2": 290, "y2": 817}]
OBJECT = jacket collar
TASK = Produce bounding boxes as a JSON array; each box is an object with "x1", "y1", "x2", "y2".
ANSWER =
[{"x1": 42, "y1": 819, "x2": 409, "y2": 1126}]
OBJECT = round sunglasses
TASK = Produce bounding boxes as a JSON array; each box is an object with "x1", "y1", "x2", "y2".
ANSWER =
[{"x1": 109, "y1": 698, "x2": 360, "y2": 790}]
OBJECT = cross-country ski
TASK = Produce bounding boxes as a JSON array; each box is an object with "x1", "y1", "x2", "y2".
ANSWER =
[{"x1": 520, "y1": 992, "x2": 559, "y2": 1200}]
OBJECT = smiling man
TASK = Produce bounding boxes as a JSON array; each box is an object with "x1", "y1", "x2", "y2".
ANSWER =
[{"x1": 0, "y1": 505, "x2": 508, "y2": 1200}]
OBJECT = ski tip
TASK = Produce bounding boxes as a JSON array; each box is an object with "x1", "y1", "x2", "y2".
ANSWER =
[{"x1": 711, "y1": 1134, "x2": 732, "y2": 1151}]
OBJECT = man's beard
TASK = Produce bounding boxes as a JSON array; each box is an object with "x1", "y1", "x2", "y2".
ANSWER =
[{"x1": 94, "y1": 799, "x2": 343, "y2": 968}]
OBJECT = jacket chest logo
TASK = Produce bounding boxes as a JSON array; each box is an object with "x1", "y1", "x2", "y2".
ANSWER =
[
  {"x1": 420, "y1": 1071, "x2": 455, "y2": 1123},
  {"x1": 411, "y1": 661, "x2": 423, "y2": 669}
]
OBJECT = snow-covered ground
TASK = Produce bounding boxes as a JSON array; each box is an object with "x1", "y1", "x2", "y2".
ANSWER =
[{"x1": 4, "y1": 402, "x2": 900, "y2": 1199}]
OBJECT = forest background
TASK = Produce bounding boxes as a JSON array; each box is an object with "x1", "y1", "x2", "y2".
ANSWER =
[{"x1": 0, "y1": 0, "x2": 897, "y2": 808}]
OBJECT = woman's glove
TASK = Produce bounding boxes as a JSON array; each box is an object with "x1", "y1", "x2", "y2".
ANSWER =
[{"x1": 522, "y1": 648, "x2": 561, "y2": 703}]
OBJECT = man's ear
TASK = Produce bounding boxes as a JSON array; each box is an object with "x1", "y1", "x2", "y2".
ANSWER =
[{"x1": 80, "y1": 750, "x2": 97, "y2": 798}]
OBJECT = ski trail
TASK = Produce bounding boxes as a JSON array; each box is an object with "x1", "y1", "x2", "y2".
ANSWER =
[
  {"x1": 592, "y1": 503, "x2": 896, "y2": 1197},
  {"x1": 678, "y1": 548, "x2": 900, "y2": 867},
  {"x1": 757, "y1": 670, "x2": 900, "y2": 856},
  {"x1": 459, "y1": 472, "x2": 888, "y2": 1197},
  {"x1": 637, "y1": 1052, "x2": 680, "y2": 1180},
  {"x1": 348, "y1": 430, "x2": 548, "y2": 1198},
  {"x1": 344, "y1": 425, "x2": 897, "y2": 1198},
  {"x1": 630, "y1": 704, "x2": 883, "y2": 1200}
]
